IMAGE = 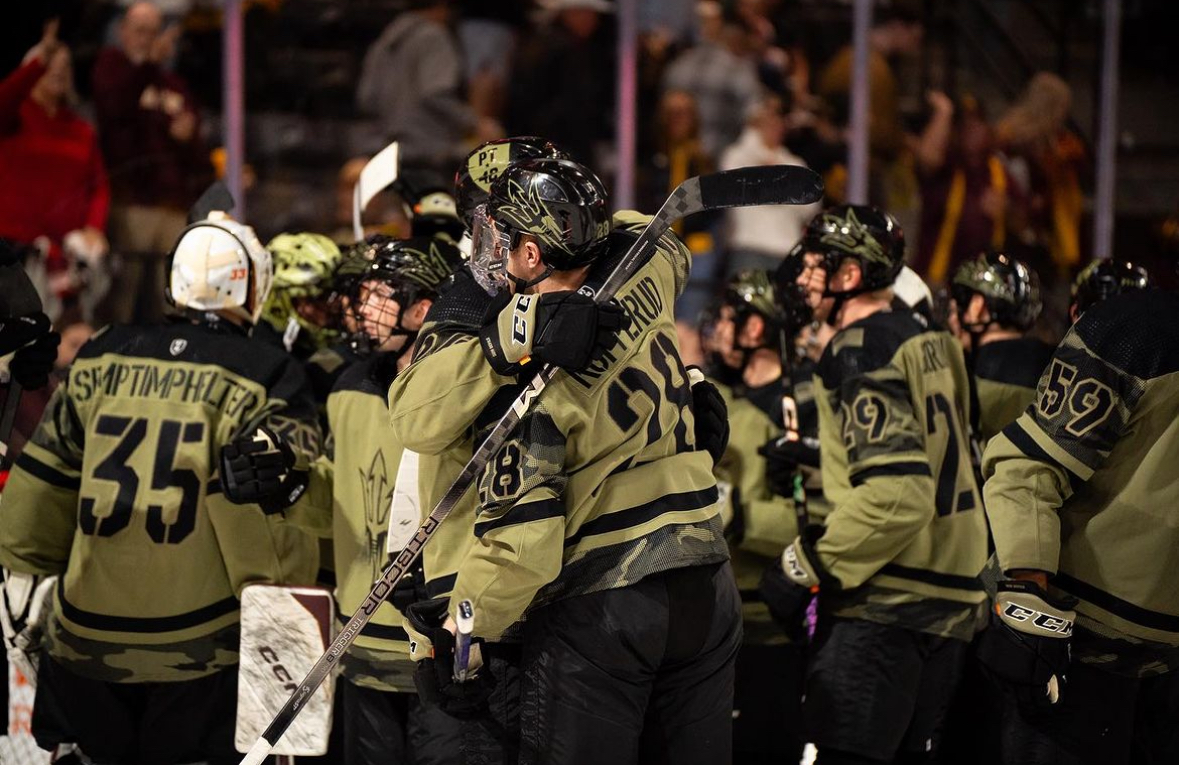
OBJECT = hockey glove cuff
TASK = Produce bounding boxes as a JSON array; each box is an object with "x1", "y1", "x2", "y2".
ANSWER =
[
  {"x1": 404, "y1": 598, "x2": 493, "y2": 720},
  {"x1": 219, "y1": 426, "x2": 309, "y2": 514},
  {"x1": 977, "y1": 579, "x2": 1076, "y2": 712},
  {"x1": 687, "y1": 367, "x2": 729, "y2": 464},
  {"x1": 479, "y1": 291, "x2": 629, "y2": 375}
]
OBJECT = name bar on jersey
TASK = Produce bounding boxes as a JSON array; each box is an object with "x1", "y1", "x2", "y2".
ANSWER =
[{"x1": 71, "y1": 360, "x2": 260, "y2": 417}]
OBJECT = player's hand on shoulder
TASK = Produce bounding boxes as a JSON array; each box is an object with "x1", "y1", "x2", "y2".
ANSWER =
[
  {"x1": 219, "y1": 426, "x2": 309, "y2": 514},
  {"x1": 479, "y1": 291, "x2": 630, "y2": 375}
]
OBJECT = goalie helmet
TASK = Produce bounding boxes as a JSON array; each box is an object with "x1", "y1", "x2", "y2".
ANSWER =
[
  {"x1": 1071, "y1": 258, "x2": 1153, "y2": 317},
  {"x1": 951, "y1": 250, "x2": 1042, "y2": 331},
  {"x1": 455, "y1": 136, "x2": 569, "y2": 230},
  {"x1": 802, "y1": 204, "x2": 906, "y2": 293},
  {"x1": 344, "y1": 236, "x2": 464, "y2": 355},
  {"x1": 168, "y1": 211, "x2": 272, "y2": 324},
  {"x1": 261, "y1": 232, "x2": 343, "y2": 354}
]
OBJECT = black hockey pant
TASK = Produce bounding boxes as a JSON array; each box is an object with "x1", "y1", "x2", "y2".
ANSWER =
[{"x1": 517, "y1": 561, "x2": 742, "y2": 765}]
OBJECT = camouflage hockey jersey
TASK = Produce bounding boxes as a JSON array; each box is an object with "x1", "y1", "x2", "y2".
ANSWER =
[
  {"x1": 814, "y1": 309, "x2": 988, "y2": 642},
  {"x1": 286, "y1": 354, "x2": 414, "y2": 692},
  {"x1": 972, "y1": 336, "x2": 1054, "y2": 444},
  {"x1": 0, "y1": 321, "x2": 321, "y2": 683},
  {"x1": 390, "y1": 212, "x2": 728, "y2": 640},
  {"x1": 983, "y1": 291, "x2": 1179, "y2": 675}
]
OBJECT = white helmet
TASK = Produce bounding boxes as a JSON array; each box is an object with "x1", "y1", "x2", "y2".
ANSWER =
[{"x1": 168, "y1": 212, "x2": 273, "y2": 324}]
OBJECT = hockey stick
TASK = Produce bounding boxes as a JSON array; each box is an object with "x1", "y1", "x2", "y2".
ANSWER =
[
  {"x1": 352, "y1": 142, "x2": 400, "y2": 241},
  {"x1": 238, "y1": 164, "x2": 824, "y2": 764}
]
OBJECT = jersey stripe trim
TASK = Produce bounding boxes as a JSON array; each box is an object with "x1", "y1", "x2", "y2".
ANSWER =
[
  {"x1": 879, "y1": 562, "x2": 985, "y2": 592},
  {"x1": 14, "y1": 452, "x2": 81, "y2": 490},
  {"x1": 1002, "y1": 420, "x2": 1084, "y2": 491},
  {"x1": 850, "y1": 461, "x2": 932, "y2": 487},
  {"x1": 474, "y1": 498, "x2": 565, "y2": 539},
  {"x1": 564, "y1": 485, "x2": 719, "y2": 547},
  {"x1": 1056, "y1": 573, "x2": 1179, "y2": 634},
  {"x1": 426, "y1": 572, "x2": 457, "y2": 598},
  {"x1": 57, "y1": 579, "x2": 239, "y2": 633}
]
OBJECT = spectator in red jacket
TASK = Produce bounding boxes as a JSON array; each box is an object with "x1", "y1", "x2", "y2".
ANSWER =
[
  {"x1": 92, "y1": 1, "x2": 211, "y2": 324},
  {"x1": 0, "y1": 20, "x2": 110, "y2": 322}
]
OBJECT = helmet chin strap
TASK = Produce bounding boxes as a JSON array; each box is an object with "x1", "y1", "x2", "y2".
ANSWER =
[
  {"x1": 507, "y1": 265, "x2": 553, "y2": 294},
  {"x1": 821, "y1": 285, "x2": 875, "y2": 327}
]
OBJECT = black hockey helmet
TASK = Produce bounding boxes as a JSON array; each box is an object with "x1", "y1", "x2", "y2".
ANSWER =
[
  {"x1": 1071, "y1": 258, "x2": 1153, "y2": 317},
  {"x1": 951, "y1": 250, "x2": 1042, "y2": 331},
  {"x1": 481, "y1": 157, "x2": 612, "y2": 277},
  {"x1": 455, "y1": 137, "x2": 569, "y2": 230},
  {"x1": 725, "y1": 268, "x2": 811, "y2": 345},
  {"x1": 802, "y1": 204, "x2": 906, "y2": 293},
  {"x1": 342, "y1": 235, "x2": 464, "y2": 355}
]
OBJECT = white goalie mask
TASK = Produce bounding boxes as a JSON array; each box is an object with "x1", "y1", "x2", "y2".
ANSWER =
[{"x1": 168, "y1": 211, "x2": 273, "y2": 323}]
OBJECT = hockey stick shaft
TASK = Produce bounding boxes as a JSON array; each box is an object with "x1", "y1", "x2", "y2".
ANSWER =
[
  {"x1": 239, "y1": 165, "x2": 823, "y2": 764},
  {"x1": 0, "y1": 381, "x2": 22, "y2": 467}
]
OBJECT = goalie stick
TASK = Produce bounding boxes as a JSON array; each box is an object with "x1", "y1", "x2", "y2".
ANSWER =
[{"x1": 238, "y1": 164, "x2": 824, "y2": 765}]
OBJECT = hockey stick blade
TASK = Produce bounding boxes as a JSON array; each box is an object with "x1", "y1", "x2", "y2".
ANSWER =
[
  {"x1": 187, "y1": 181, "x2": 235, "y2": 224},
  {"x1": 352, "y1": 142, "x2": 400, "y2": 240},
  {"x1": 236, "y1": 164, "x2": 823, "y2": 764}
]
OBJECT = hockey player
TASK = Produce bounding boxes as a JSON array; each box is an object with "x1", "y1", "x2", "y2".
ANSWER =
[
  {"x1": 704, "y1": 269, "x2": 813, "y2": 763},
  {"x1": 980, "y1": 286, "x2": 1179, "y2": 764},
  {"x1": 454, "y1": 136, "x2": 568, "y2": 229},
  {"x1": 763, "y1": 205, "x2": 988, "y2": 764},
  {"x1": 220, "y1": 236, "x2": 465, "y2": 764},
  {"x1": 390, "y1": 158, "x2": 740, "y2": 765},
  {"x1": 1068, "y1": 257, "x2": 1153, "y2": 324},
  {"x1": 949, "y1": 250, "x2": 1053, "y2": 444},
  {"x1": 0, "y1": 211, "x2": 321, "y2": 763}
]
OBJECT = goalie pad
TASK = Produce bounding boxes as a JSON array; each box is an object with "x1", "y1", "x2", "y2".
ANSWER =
[
  {"x1": 236, "y1": 584, "x2": 335, "y2": 756},
  {"x1": 1, "y1": 570, "x2": 56, "y2": 685}
]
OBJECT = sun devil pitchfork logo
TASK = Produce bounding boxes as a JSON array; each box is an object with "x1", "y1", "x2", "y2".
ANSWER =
[{"x1": 359, "y1": 450, "x2": 395, "y2": 583}]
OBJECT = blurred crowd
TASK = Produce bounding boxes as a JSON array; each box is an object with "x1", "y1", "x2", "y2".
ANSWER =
[{"x1": 1, "y1": 0, "x2": 1170, "y2": 346}]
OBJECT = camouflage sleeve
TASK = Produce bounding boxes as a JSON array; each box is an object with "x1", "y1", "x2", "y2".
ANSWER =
[
  {"x1": 815, "y1": 358, "x2": 937, "y2": 589},
  {"x1": 387, "y1": 325, "x2": 508, "y2": 455},
  {"x1": 612, "y1": 210, "x2": 691, "y2": 299},
  {"x1": 448, "y1": 403, "x2": 568, "y2": 639},
  {"x1": 282, "y1": 454, "x2": 335, "y2": 539},
  {"x1": 0, "y1": 385, "x2": 86, "y2": 575},
  {"x1": 983, "y1": 322, "x2": 1145, "y2": 575}
]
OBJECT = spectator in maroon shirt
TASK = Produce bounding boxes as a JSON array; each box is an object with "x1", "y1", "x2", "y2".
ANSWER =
[
  {"x1": 0, "y1": 20, "x2": 110, "y2": 322},
  {"x1": 92, "y1": 1, "x2": 210, "y2": 324}
]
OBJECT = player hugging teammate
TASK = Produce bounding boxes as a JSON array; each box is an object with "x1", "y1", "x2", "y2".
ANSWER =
[{"x1": 3, "y1": 130, "x2": 1178, "y2": 765}]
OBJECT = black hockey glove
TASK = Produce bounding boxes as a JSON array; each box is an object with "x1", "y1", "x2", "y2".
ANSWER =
[
  {"x1": 479, "y1": 291, "x2": 629, "y2": 375},
  {"x1": 687, "y1": 367, "x2": 729, "y2": 464},
  {"x1": 977, "y1": 579, "x2": 1076, "y2": 714},
  {"x1": 219, "y1": 426, "x2": 309, "y2": 514},
  {"x1": 2, "y1": 312, "x2": 60, "y2": 390},
  {"x1": 404, "y1": 597, "x2": 494, "y2": 720},
  {"x1": 759, "y1": 435, "x2": 821, "y2": 498},
  {"x1": 759, "y1": 525, "x2": 832, "y2": 639}
]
